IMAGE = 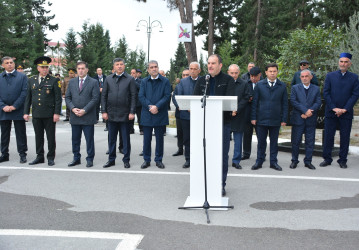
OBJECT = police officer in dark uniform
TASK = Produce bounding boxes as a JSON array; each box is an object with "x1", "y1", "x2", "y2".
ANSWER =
[{"x1": 23, "y1": 56, "x2": 62, "y2": 166}]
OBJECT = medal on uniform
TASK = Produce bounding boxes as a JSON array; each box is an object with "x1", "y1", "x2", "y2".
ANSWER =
[{"x1": 46, "y1": 89, "x2": 50, "y2": 94}]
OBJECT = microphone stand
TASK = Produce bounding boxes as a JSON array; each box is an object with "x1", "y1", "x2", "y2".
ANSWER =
[{"x1": 179, "y1": 76, "x2": 234, "y2": 224}]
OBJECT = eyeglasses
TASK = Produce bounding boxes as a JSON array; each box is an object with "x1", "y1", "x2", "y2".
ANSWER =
[{"x1": 300, "y1": 64, "x2": 308, "y2": 66}]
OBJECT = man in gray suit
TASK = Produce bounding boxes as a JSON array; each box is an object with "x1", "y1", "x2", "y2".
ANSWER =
[{"x1": 65, "y1": 61, "x2": 100, "y2": 168}]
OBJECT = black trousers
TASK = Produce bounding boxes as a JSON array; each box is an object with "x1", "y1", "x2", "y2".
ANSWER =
[
  {"x1": 0, "y1": 120, "x2": 27, "y2": 157},
  {"x1": 32, "y1": 117, "x2": 56, "y2": 160},
  {"x1": 176, "y1": 118, "x2": 183, "y2": 150},
  {"x1": 181, "y1": 119, "x2": 190, "y2": 161},
  {"x1": 242, "y1": 121, "x2": 256, "y2": 158},
  {"x1": 136, "y1": 106, "x2": 143, "y2": 132}
]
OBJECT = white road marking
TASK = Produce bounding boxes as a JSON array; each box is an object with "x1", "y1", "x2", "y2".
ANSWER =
[
  {"x1": 0, "y1": 229, "x2": 144, "y2": 250},
  {"x1": 1, "y1": 166, "x2": 359, "y2": 182}
]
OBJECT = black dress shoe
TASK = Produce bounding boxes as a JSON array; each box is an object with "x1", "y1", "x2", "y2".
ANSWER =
[
  {"x1": 124, "y1": 162, "x2": 130, "y2": 168},
  {"x1": 20, "y1": 156, "x2": 27, "y2": 164},
  {"x1": 106, "y1": 150, "x2": 109, "y2": 155},
  {"x1": 103, "y1": 161, "x2": 115, "y2": 168},
  {"x1": 141, "y1": 161, "x2": 150, "y2": 169},
  {"x1": 0, "y1": 155, "x2": 9, "y2": 163},
  {"x1": 270, "y1": 163, "x2": 282, "y2": 171},
  {"x1": 241, "y1": 155, "x2": 250, "y2": 160},
  {"x1": 232, "y1": 163, "x2": 242, "y2": 169},
  {"x1": 86, "y1": 161, "x2": 93, "y2": 168},
  {"x1": 48, "y1": 160, "x2": 55, "y2": 166},
  {"x1": 156, "y1": 161, "x2": 165, "y2": 169},
  {"x1": 63, "y1": 118, "x2": 69, "y2": 121},
  {"x1": 305, "y1": 163, "x2": 316, "y2": 170},
  {"x1": 183, "y1": 161, "x2": 190, "y2": 168},
  {"x1": 339, "y1": 162, "x2": 347, "y2": 169},
  {"x1": 119, "y1": 149, "x2": 124, "y2": 154},
  {"x1": 222, "y1": 187, "x2": 226, "y2": 196},
  {"x1": 104, "y1": 127, "x2": 108, "y2": 131},
  {"x1": 172, "y1": 150, "x2": 183, "y2": 156},
  {"x1": 140, "y1": 131, "x2": 144, "y2": 135},
  {"x1": 139, "y1": 151, "x2": 144, "y2": 156},
  {"x1": 290, "y1": 162, "x2": 297, "y2": 169},
  {"x1": 29, "y1": 158, "x2": 45, "y2": 165},
  {"x1": 319, "y1": 160, "x2": 331, "y2": 167},
  {"x1": 68, "y1": 159, "x2": 81, "y2": 167},
  {"x1": 251, "y1": 163, "x2": 262, "y2": 170}
]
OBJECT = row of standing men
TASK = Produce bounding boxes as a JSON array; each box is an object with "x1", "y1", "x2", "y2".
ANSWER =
[{"x1": 1, "y1": 53, "x2": 359, "y2": 196}]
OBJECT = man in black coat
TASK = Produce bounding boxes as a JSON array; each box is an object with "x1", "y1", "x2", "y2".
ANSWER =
[
  {"x1": 242, "y1": 67, "x2": 262, "y2": 160},
  {"x1": 93, "y1": 67, "x2": 106, "y2": 121},
  {"x1": 23, "y1": 56, "x2": 62, "y2": 166},
  {"x1": 65, "y1": 61, "x2": 100, "y2": 168},
  {"x1": 101, "y1": 58, "x2": 137, "y2": 169},
  {"x1": 193, "y1": 54, "x2": 236, "y2": 196},
  {"x1": 228, "y1": 64, "x2": 250, "y2": 169}
]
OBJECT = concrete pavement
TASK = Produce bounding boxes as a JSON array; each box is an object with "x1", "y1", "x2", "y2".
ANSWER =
[{"x1": 0, "y1": 120, "x2": 358, "y2": 249}]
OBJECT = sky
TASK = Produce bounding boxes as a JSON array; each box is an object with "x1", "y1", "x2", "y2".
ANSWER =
[{"x1": 46, "y1": 0, "x2": 205, "y2": 71}]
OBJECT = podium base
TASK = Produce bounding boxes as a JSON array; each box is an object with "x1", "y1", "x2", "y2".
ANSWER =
[{"x1": 183, "y1": 196, "x2": 229, "y2": 210}]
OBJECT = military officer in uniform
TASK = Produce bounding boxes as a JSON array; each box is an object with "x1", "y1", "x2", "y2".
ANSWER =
[
  {"x1": 24, "y1": 56, "x2": 62, "y2": 166},
  {"x1": 62, "y1": 68, "x2": 76, "y2": 121}
]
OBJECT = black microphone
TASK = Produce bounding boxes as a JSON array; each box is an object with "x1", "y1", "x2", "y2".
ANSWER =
[{"x1": 205, "y1": 74, "x2": 210, "y2": 84}]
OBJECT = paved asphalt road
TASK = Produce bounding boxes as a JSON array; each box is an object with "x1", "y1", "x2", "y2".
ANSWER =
[{"x1": 0, "y1": 120, "x2": 359, "y2": 250}]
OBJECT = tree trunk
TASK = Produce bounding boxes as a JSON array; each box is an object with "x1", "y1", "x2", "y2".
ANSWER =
[
  {"x1": 176, "y1": 0, "x2": 198, "y2": 64},
  {"x1": 254, "y1": 0, "x2": 261, "y2": 62},
  {"x1": 185, "y1": 0, "x2": 198, "y2": 63},
  {"x1": 208, "y1": 0, "x2": 214, "y2": 56}
]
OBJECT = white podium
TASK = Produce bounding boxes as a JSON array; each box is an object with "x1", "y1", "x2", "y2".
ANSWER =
[{"x1": 176, "y1": 95, "x2": 237, "y2": 209}]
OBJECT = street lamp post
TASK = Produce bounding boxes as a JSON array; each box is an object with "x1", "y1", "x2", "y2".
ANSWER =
[{"x1": 136, "y1": 16, "x2": 163, "y2": 63}]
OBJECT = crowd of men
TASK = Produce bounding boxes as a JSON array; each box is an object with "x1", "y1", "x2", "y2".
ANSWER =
[{"x1": 0, "y1": 52, "x2": 358, "y2": 196}]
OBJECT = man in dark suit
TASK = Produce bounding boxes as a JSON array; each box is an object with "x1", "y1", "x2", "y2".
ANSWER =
[
  {"x1": 93, "y1": 67, "x2": 106, "y2": 122},
  {"x1": 251, "y1": 63, "x2": 288, "y2": 171},
  {"x1": 24, "y1": 56, "x2": 62, "y2": 166},
  {"x1": 291, "y1": 60, "x2": 319, "y2": 87},
  {"x1": 228, "y1": 64, "x2": 250, "y2": 169},
  {"x1": 320, "y1": 53, "x2": 359, "y2": 169},
  {"x1": 172, "y1": 62, "x2": 201, "y2": 168},
  {"x1": 135, "y1": 69, "x2": 143, "y2": 136},
  {"x1": 172, "y1": 69, "x2": 190, "y2": 157},
  {"x1": 0, "y1": 56, "x2": 28, "y2": 163},
  {"x1": 65, "y1": 61, "x2": 100, "y2": 168},
  {"x1": 139, "y1": 60, "x2": 172, "y2": 169},
  {"x1": 241, "y1": 62, "x2": 255, "y2": 83},
  {"x1": 102, "y1": 58, "x2": 137, "y2": 169},
  {"x1": 62, "y1": 68, "x2": 76, "y2": 121},
  {"x1": 193, "y1": 54, "x2": 236, "y2": 196},
  {"x1": 242, "y1": 67, "x2": 262, "y2": 160},
  {"x1": 290, "y1": 69, "x2": 321, "y2": 170}
]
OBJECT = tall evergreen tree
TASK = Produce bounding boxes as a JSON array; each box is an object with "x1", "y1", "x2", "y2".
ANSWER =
[
  {"x1": 114, "y1": 36, "x2": 129, "y2": 61},
  {"x1": 0, "y1": 0, "x2": 58, "y2": 69},
  {"x1": 173, "y1": 42, "x2": 188, "y2": 77},
  {"x1": 195, "y1": 0, "x2": 238, "y2": 54},
  {"x1": 78, "y1": 22, "x2": 113, "y2": 75},
  {"x1": 63, "y1": 28, "x2": 79, "y2": 70}
]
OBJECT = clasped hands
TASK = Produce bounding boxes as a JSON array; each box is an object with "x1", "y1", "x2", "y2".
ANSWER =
[
  {"x1": 301, "y1": 109, "x2": 314, "y2": 119},
  {"x1": 149, "y1": 105, "x2": 158, "y2": 114},
  {"x1": 332, "y1": 108, "x2": 346, "y2": 117},
  {"x1": 2, "y1": 105, "x2": 16, "y2": 112},
  {"x1": 72, "y1": 108, "x2": 86, "y2": 117}
]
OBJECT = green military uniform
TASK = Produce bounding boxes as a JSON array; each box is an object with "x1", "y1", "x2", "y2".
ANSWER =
[{"x1": 24, "y1": 56, "x2": 62, "y2": 164}]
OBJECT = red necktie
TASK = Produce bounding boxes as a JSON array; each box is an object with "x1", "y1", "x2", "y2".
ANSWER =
[{"x1": 79, "y1": 78, "x2": 84, "y2": 91}]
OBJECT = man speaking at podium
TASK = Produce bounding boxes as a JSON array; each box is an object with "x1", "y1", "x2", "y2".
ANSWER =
[{"x1": 193, "y1": 54, "x2": 236, "y2": 196}]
